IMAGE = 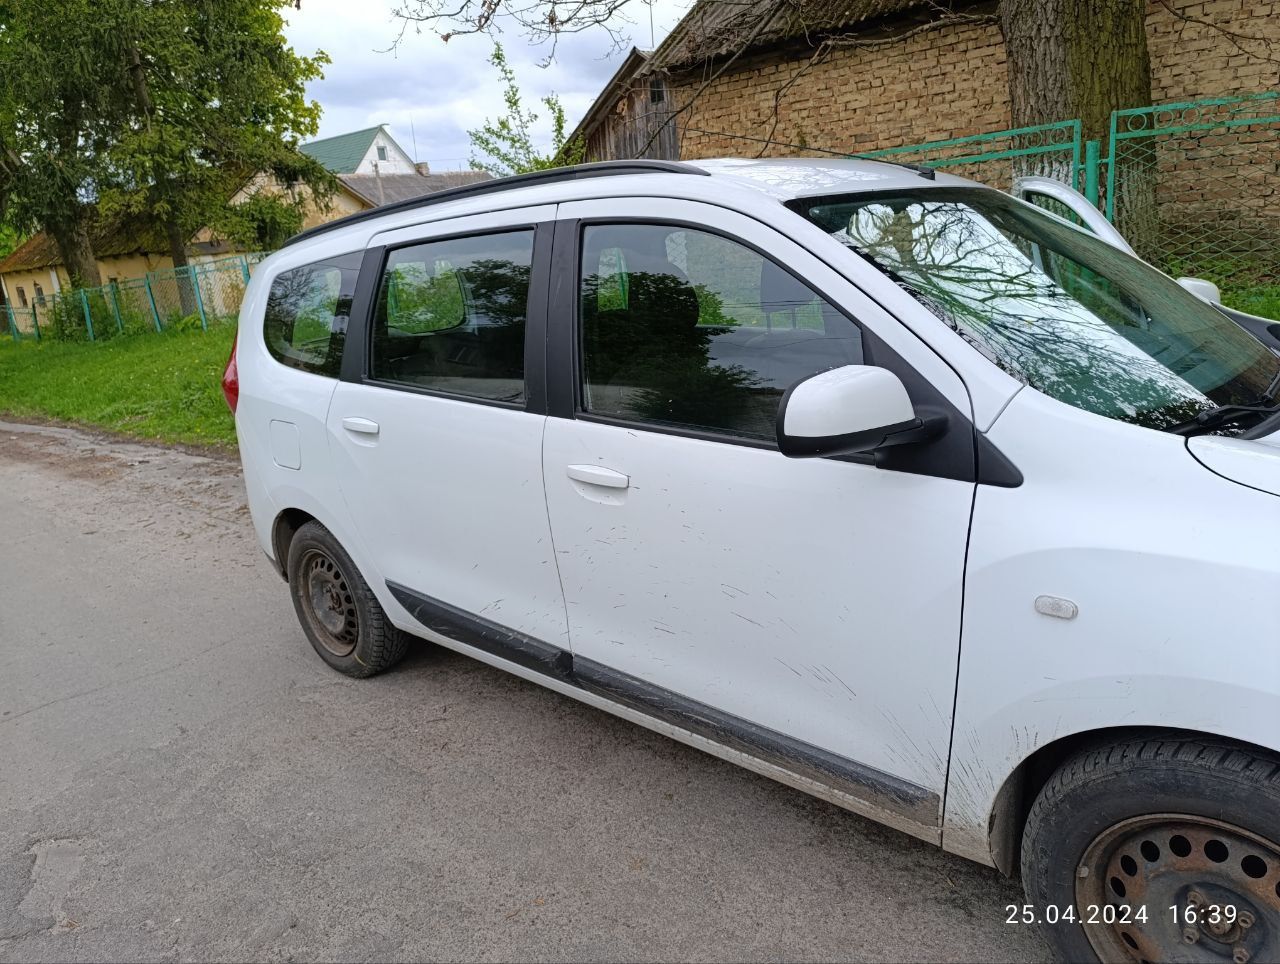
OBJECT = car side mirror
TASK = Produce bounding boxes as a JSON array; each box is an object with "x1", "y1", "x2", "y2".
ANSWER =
[
  {"x1": 1178, "y1": 277, "x2": 1222, "y2": 305},
  {"x1": 776, "y1": 365, "x2": 941, "y2": 458}
]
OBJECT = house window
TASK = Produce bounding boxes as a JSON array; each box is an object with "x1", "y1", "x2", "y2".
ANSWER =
[
  {"x1": 376, "y1": 145, "x2": 388, "y2": 161},
  {"x1": 15, "y1": 286, "x2": 26, "y2": 307},
  {"x1": 649, "y1": 77, "x2": 665, "y2": 103},
  {"x1": 33, "y1": 283, "x2": 43, "y2": 303}
]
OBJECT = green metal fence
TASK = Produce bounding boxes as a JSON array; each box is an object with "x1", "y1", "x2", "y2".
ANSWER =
[
  {"x1": 1106, "y1": 91, "x2": 1280, "y2": 293},
  {"x1": 862, "y1": 120, "x2": 1086, "y2": 192},
  {"x1": 5, "y1": 253, "x2": 263, "y2": 343},
  {"x1": 858, "y1": 92, "x2": 1279, "y2": 306}
]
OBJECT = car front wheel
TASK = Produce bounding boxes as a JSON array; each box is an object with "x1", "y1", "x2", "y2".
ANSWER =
[{"x1": 1022, "y1": 736, "x2": 1280, "y2": 963}]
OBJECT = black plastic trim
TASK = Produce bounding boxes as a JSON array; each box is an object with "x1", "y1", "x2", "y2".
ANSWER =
[
  {"x1": 1215, "y1": 303, "x2": 1280, "y2": 352},
  {"x1": 546, "y1": 218, "x2": 579, "y2": 419},
  {"x1": 523, "y1": 222, "x2": 555, "y2": 416},
  {"x1": 572, "y1": 656, "x2": 939, "y2": 825},
  {"x1": 387, "y1": 579, "x2": 939, "y2": 827},
  {"x1": 283, "y1": 161, "x2": 709, "y2": 249},
  {"x1": 387, "y1": 581, "x2": 573, "y2": 682},
  {"x1": 339, "y1": 246, "x2": 383, "y2": 384}
]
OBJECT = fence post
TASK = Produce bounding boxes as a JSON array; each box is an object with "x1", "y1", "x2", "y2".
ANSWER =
[
  {"x1": 144, "y1": 276, "x2": 163, "y2": 332},
  {"x1": 7, "y1": 304, "x2": 18, "y2": 342},
  {"x1": 240, "y1": 257, "x2": 251, "y2": 285},
  {"x1": 189, "y1": 266, "x2": 208, "y2": 331},
  {"x1": 79, "y1": 289, "x2": 95, "y2": 341},
  {"x1": 108, "y1": 284, "x2": 124, "y2": 333},
  {"x1": 1083, "y1": 139, "x2": 1101, "y2": 207}
]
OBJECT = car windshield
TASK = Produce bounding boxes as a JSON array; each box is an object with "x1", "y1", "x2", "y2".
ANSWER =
[{"x1": 790, "y1": 187, "x2": 1280, "y2": 433}]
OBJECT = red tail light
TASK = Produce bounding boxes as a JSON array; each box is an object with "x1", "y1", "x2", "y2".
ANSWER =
[{"x1": 221, "y1": 333, "x2": 240, "y2": 414}]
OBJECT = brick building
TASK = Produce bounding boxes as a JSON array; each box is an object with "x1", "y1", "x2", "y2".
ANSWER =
[{"x1": 570, "y1": 0, "x2": 1280, "y2": 163}]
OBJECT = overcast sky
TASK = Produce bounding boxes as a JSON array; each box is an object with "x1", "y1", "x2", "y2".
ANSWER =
[{"x1": 281, "y1": 0, "x2": 690, "y2": 171}]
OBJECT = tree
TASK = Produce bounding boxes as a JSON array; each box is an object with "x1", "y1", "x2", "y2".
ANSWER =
[
  {"x1": 999, "y1": 0, "x2": 1152, "y2": 146},
  {"x1": 0, "y1": 1, "x2": 126, "y2": 287},
  {"x1": 0, "y1": 0, "x2": 331, "y2": 295},
  {"x1": 102, "y1": 0, "x2": 335, "y2": 274},
  {"x1": 467, "y1": 43, "x2": 585, "y2": 176}
]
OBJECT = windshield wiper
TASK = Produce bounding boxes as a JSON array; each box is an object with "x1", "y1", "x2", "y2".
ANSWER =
[{"x1": 1166, "y1": 402, "x2": 1280, "y2": 436}]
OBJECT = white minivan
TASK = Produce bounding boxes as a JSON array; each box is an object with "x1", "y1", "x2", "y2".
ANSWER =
[{"x1": 224, "y1": 158, "x2": 1280, "y2": 963}]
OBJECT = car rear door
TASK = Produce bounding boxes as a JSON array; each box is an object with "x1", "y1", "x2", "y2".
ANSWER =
[{"x1": 326, "y1": 206, "x2": 571, "y2": 655}]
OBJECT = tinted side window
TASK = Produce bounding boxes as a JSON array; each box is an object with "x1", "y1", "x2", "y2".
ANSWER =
[
  {"x1": 263, "y1": 252, "x2": 362, "y2": 377},
  {"x1": 579, "y1": 224, "x2": 863, "y2": 440},
  {"x1": 371, "y1": 230, "x2": 533, "y2": 404}
]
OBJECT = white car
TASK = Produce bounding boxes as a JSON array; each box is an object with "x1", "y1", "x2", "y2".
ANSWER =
[{"x1": 223, "y1": 158, "x2": 1280, "y2": 964}]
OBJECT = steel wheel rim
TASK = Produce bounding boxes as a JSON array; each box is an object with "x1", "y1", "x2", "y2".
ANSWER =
[
  {"x1": 299, "y1": 548, "x2": 359, "y2": 657},
  {"x1": 1076, "y1": 812, "x2": 1280, "y2": 963}
]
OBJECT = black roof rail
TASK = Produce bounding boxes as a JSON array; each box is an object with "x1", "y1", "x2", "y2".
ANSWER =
[{"x1": 283, "y1": 159, "x2": 710, "y2": 248}]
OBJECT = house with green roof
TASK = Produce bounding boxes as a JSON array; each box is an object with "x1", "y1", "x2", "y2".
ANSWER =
[{"x1": 300, "y1": 124, "x2": 418, "y2": 176}]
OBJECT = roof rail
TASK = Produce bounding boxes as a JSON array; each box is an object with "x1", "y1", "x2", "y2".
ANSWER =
[{"x1": 283, "y1": 160, "x2": 709, "y2": 248}]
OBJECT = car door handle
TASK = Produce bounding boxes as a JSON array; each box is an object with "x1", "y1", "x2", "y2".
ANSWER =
[
  {"x1": 341, "y1": 417, "x2": 380, "y2": 436},
  {"x1": 566, "y1": 464, "x2": 630, "y2": 489}
]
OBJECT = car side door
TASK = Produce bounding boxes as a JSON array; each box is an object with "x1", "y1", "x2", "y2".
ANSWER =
[
  {"x1": 540, "y1": 198, "x2": 983, "y2": 837},
  {"x1": 326, "y1": 206, "x2": 571, "y2": 656}
]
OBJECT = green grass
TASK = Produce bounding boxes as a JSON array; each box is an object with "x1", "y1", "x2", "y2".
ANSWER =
[
  {"x1": 1223, "y1": 285, "x2": 1280, "y2": 322},
  {"x1": 0, "y1": 324, "x2": 237, "y2": 449}
]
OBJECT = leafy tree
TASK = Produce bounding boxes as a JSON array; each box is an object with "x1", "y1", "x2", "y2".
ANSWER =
[
  {"x1": 0, "y1": 221, "x2": 22, "y2": 261},
  {"x1": 0, "y1": 0, "x2": 331, "y2": 294},
  {"x1": 101, "y1": 0, "x2": 335, "y2": 274},
  {"x1": 0, "y1": 1, "x2": 126, "y2": 287},
  {"x1": 468, "y1": 44, "x2": 585, "y2": 176}
]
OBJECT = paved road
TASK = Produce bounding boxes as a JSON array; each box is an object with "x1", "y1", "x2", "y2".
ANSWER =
[{"x1": 0, "y1": 420, "x2": 1049, "y2": 963}]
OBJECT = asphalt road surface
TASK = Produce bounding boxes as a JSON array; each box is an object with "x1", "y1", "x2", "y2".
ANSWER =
[{"x1": 0, "y1": 420, "x2": 1050, "y2": 963}]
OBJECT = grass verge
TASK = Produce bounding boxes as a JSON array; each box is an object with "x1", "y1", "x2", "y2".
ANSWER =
[{"x1": 0, "y1": 325, "x2": 237, "y2": 449}]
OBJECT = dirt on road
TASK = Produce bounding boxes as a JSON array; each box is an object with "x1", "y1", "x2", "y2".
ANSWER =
[{"x1": 0, "y1": 420, "x2": 1049, "y2": 963}]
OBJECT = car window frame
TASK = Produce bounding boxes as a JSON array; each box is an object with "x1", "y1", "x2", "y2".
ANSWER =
[
  {"x1": 348, "y1": 221, "x2": 554, "y2": 415},
  {"x1": 548, "y1": 215, "x2": 872, "y2": 454}
]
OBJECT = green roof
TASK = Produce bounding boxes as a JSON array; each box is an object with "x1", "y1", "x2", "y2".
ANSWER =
[{"x1": 300, "y1": 125, "x2": 384, "y2": 174}]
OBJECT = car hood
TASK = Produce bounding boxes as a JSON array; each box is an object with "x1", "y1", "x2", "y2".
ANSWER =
[{"x1": 1188, "y1": 432, "x2": 1280, "y2": 497}]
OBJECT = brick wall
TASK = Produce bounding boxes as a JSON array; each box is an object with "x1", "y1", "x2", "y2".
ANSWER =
[{"x1": 665, "y1": 0, "x2": 1279, "y2": 161}]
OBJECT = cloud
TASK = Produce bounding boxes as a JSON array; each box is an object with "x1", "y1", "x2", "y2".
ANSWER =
[{"x1": 283, "y1": 0, "x2": 690, "y2": 171}]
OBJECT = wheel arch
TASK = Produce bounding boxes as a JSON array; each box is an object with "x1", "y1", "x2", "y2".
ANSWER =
[
  {"x1": 271, "y1": 507, "x2": 318, "y2": 580},
  {"x1": 985, "y1": 725, "x2": 1280, "y2": 877}
]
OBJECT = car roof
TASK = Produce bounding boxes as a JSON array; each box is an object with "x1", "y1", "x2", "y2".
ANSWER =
[
  {"x1": 694, "y1": 156, "x2": 974, "y2": 199},
  {"x1": 281, "y1": 157, "x2": 979, "y2": 252}
]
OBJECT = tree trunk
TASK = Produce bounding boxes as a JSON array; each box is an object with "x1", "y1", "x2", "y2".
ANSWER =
[
  {"x1": 49, "y1": 213, "x2": 101, "y2": 289},
  {"x1": 165, "y1": 217, "x2": 198, "y2": 316},
  {"x1": 1000, "y1": 0, "x2": 1158, "y2": 255},
  {"x1": 1000, "y1": 0, "x2": 1151, "y2": 145}
]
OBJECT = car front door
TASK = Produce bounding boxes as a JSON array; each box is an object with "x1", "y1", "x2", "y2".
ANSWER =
[
  {"x1": 539, "y1": 198, "x2": 980, "y2": 835},
  {"x1": 327, "y1": 206, "x2": 571, "y2": 655}
]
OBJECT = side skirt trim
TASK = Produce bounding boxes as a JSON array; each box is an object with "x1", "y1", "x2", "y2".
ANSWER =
[
  {"x1": 387, "y1": 581, "x2": 573, "y2": 682},
  {"x1": 387, "y1": 580, "x2": 939, "y2": 827}
]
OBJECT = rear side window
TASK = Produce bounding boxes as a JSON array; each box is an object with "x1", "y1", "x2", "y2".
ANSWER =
[
  {"x1": 371, "y1": 230, "x2": 533, "y2": 404},
  {"x1": 263, "y1": 252, "x2": 362, "y2": 377}
]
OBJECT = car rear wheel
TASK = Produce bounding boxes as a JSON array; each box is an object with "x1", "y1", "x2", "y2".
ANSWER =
[
  {"x1": 1022, "y1": 737, "x2": 1280, "y2": 963},
  {"x1": 287, "y1": 520, "x2": 410, "y2": 677}
]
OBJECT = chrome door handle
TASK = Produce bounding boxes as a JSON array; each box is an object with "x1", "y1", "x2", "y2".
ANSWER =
[
  {"x1": 566, "y1": 464, "x2": 630, "y2": 489},
  {"x1": 341, "y1": 417, "x2": 380, "y2": 436}
]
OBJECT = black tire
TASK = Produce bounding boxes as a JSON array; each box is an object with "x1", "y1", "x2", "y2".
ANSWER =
[
  {"x1": 1022, "y1": 736, "x2": 1280, "y2": 963},
  {"x1": 286, "y1": 520, "x2": 410, "y2": 678}
]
